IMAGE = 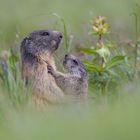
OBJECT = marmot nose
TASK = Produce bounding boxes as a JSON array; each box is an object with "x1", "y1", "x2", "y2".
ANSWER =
[
  {"x1": 59, "y1": 34, "x2": 63, "y2": 40},
  {"x1": 52, "y1": 31, "x2": 63, "y2": 40},
  {"x1": 65, "y1": 54, "x2": 68, "y2": 58}
]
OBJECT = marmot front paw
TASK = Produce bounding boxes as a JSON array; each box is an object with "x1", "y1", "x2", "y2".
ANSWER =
[{"x1": 47, "y1": 64, "x2": 54, "y2": 75}]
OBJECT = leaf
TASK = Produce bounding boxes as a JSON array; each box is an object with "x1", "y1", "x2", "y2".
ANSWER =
[
  {"x1": 80, "y1": 47, "x2": 97, "y2": 54},
  {"x1": 96, "y1": 47, "x2": 110, "y2": 62},
  {"x1": 107, "y1": 69, "x2": 120, "y2": 78},
  {"x1": 104, "y1": 42, "x2": 114, "y2": 48},
  {"x1": 82, "y1": 60, "x2": 102, "y2": 72},
  {"x1": 106, "y1": 55, "x2": 125, "y2": 70}
]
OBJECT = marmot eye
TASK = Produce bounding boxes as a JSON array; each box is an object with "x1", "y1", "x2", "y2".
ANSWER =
[
  {"x1": 59, "y1": 35, "x2": 63, "y2": 39},
  {"x1": 41, "y1": 32, "x2": 50, "y2": 36},
  {"x1": 27, "y1": 37, "x2": 32, "y2": 41},
  {"x1": 72, "y1": 60, "x2": 78, "y2": 65}
]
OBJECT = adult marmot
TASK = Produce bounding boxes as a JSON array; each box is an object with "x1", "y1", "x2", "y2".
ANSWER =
[
  {"x1": 48, "y1": 54, "x2": 88, "y2": 101},
  {"x1": 20, "y1": 29, "x2": 64, "y2": 105}
]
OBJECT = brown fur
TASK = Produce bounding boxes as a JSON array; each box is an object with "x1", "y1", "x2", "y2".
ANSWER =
[{"x1": 20, "y1": 30, "x2": 64, "y2": 106}]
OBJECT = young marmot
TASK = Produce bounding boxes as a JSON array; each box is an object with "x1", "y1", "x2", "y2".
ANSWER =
[
  {"x1": 48, "y1": 54, "x2": 88, "y2": 100},
  {"x1": 20, "y1": 29, "x2": 64, "y2": 105}
]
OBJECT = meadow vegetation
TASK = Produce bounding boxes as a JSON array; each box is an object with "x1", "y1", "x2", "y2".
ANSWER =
[{"x1": 0, "y1": 0, "x2": 140, "y2": 139}]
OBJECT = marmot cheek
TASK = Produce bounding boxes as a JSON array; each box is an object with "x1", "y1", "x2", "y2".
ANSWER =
[{"x1": 51, "y1": 40, "x2": 57, "y2": 46}]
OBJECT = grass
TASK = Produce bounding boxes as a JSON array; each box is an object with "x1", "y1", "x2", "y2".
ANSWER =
[
  {"x1": 0, "y1": 0, "x2": 140, "y2": 140},
  {"x1": 0, "y1": 91, "x2": 140, "y2": 140}
]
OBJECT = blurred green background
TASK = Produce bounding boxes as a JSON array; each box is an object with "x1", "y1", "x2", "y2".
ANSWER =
[
  {"x1": 0, "y1": 0, "x2": 140, "y2": 48},
  {"x1": 0, "y1": 0, "x2": 140, "y2": 140}
]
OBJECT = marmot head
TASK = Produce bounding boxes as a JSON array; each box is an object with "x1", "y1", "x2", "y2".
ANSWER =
[
  {"x1": 63, "y1": 54, "x2": 87, "y2": 77},
  {"x1": 20, "y1": 30, "x2": 63, "y2": 59}
]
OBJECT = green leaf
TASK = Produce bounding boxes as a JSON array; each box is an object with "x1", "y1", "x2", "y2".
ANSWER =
[
  {"x1": 80, "y1": 47, "x2": 97, "y2": 54},
  {"x1": 96, "y1": 47, "x2": 110, "y2": 62},
  {"x1": 104, "y1": 42, "x2": 114, "y2": 48},
  {"x1": 82, "y1": 60, "x2": 102, "y2": 72},
  {"x1": 106, "y1": 55, "x2": 125, "y2": 69},
  {"x1": 107, "y1": 69, "x2": 119, "y2": 78}
]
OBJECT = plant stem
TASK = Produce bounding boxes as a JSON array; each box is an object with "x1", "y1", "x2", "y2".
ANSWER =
[
  {"x1": 101, "y1": 85, "x2": 105, "y2": 96},
  {"x1": 98, "y1": 34, "x2": 105, "y2": 68},
  {"x1": 61, "y1": 18, "x2": 69, "y2": 51},
  {"x1": 53, "y1": 14, "x2": 69, "y2": 51},
  {"x1": 98, "y1": 34, "x2": 102, "y2": 46},
  {"x1": 101, "y1": 82, "x2": 107, "y2": 96},
  {"x1": 133, "y1": 13, "x2": 138, "y2": 70}
]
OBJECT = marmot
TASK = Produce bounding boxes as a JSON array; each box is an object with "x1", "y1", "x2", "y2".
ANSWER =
[
  {"x1": 48, "y1": 54, "x2": 88, "y2": 100},
  {"x1": 20, "y1": 29, "x2": 64, "y2": 105}
]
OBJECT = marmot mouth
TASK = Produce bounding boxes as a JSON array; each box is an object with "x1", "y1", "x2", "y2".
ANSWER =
[
  {"x1": 51, "y1": 40, "x2": 57, "y2": 45},
  {"x1": 63, "y1": 60, "x2": 66, "y2": 65},
  {"x1": 51, "y1": 40, "x2": 61, "y2": 50},
  {"x1": 63, "y1": 54, "x2": 69, "y2": 66}
]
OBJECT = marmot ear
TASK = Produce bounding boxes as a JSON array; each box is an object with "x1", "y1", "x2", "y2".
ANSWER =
[
  {"x1": 20, "y1": 37, "x2": 32, "y2": 53},
  {"x1": 79, "y1": 66, "x2": 87, "y2": 77}
]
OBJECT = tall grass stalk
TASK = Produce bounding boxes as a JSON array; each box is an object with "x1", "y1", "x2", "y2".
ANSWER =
[
  {"x1": 53, "y1": 13, "x2": 69, "y2": 51},
  {"x1": 132, "y1": 12, "x2": 139, "y2": 70}
]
